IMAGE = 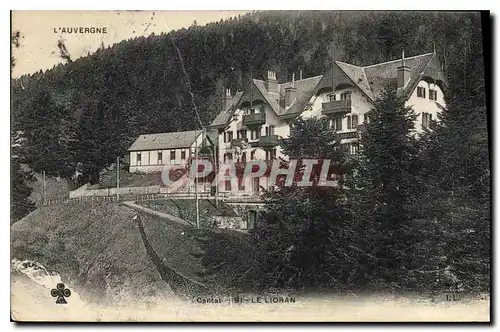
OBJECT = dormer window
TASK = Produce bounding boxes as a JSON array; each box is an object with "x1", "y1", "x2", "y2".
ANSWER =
[{"x1": 417, "y1": 87, "x2": 426, "y2": 98}]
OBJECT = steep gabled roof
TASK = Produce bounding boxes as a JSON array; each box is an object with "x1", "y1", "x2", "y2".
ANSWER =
[
  {"x1": 252, "y1": 79, "x2": 281, "y2": 114},
  {"x1": 363, "y1": 52, "x2": 435, "y2": 99},
  {"x1": 278, "y1": 75, "x2": 323, "y2": 117},
  {"x1": 335, "y1": 61, "x2": 374, "y2": 100},
  {"x1": 209, "y1": 91, "x2": 244, "y2": 128},
  {"x1": 128, "y1": 130, "x2": 201, "y2": 151},
  {"x1": 209, "y1": 52, "x2": 446, "y2": 126},
  {"x1": 209, "y1": 76, "x2": 322, "y2": 126}
]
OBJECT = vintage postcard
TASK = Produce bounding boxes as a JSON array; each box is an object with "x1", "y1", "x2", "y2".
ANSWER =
[{"x1": 10, "y1": 10, "x2": 491, "y2": 322}]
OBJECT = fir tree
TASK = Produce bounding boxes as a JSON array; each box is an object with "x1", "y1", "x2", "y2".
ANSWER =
[
  {"x1": 348, "y1": 85, "x2": 425, "y2": 289},
  {"x1": 252, "y1": 117, "x2": 350, "y2": 291}
]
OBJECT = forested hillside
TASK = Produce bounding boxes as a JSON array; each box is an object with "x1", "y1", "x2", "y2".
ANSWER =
[{"x1": 11, "y1": 11, "x2": 487, "y2": 221}]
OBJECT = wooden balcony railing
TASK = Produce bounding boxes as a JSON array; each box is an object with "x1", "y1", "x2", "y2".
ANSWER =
[
  {"x1": 242, "y1": 112, "x2": 266, "y2": 127},
  {"x1": 322, "y1": 99, "x2": 352, "y2": 115}
]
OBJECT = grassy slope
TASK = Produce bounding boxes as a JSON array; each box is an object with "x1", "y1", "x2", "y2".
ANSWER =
[
  {"x1": 11, "y1": 201, "x2": 172, "y2": 304},
  {"x1": 12, "y1": 200, "x2": 257, "y2": 302},
  {"x1": 141, "y1": 211, "x2": 258, "y2": 294}
]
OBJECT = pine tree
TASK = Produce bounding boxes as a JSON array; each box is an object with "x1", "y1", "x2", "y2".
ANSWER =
[
  {"x1": 252, "y1": 117, "x2": 350, "y2": 291},
  {"x1": 348, "y1": 85, "x2": 425, "y2": 289},
  {"x1": 417, "y1": 98, "x2": 490, "y2": 292},
  {"x1": 11, "y1": 157, "x2": 35, "y2": 223}
]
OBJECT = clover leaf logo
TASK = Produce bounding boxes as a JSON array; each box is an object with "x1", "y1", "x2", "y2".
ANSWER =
[{"x1": 51, "y1": 283, "x2": 71, "y2": 304}]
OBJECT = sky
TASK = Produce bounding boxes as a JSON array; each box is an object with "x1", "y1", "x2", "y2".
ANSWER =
[{"x1": 11, "y1": 10, "x2": 249, "y2": 78}]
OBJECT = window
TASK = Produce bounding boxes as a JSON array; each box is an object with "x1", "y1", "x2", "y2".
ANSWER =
[
  {"x1": 241, "y1": 152, "x2": 247, "y2": 163},
  {"x1": 422, "y1": 112, "x2": 433, "y2": 129},
  {"x1": 344, "y1": 143, "x2": 358, "y2": 155},
  {"x1": 335, "y1": 117, "x2": 343, "y2": 131},
  {"x1": 266, "y1": 149, "x2": 276, "y2": 160},
  {"x1": 250, "y1": 128, "x2": 260, "y2": 140},
  {"x1": 225, "y1": 180, "x2": 231, "y2": 191},
  {"x1": 223, "y1": 153, "x2": 233, "y2": 162},
  {"x1": 158, "y1": 151, "x2": 163, "y2": 165},
  {"x1": 351, "y1": 143, "x2": 358, "y2": 155},
  {"x1": 417, "y1": 86, "x2": 426, "y2": 98},
  {"x1": 328, "y1": 93, "x2": 336, "y2": 102},
  {"x1": 224, "y1": 131, "x2": 234, "y2": 143},
  {"x1": 237, "y1": 129, "x2": 247, "y2": 140},
  {"x1": 341, "y1": 92, "x2": 352, "y2": 101},
  {"x1": 137, "y1": 152, "x2": 141, "y2": 166},
  {"x1": 363, "y1": 114, "x2": 370, "y2": 124},
  {"x1": 265, "y1": 125, "x2": 275, "y2": 136},
  {"x1": 181, "y1": 150, "x2": 186, "y2": 160},
  {"x1": 352, "y1": 114, "x2": 358, "y2": 127},
  {"x1": 429, "y1": 89, "x2": 437, "y2": 101},
  {"x1": 238, "y1": 177, "x2": 245, "y2": 191},
  {"x1": 170, "y1": 150, "x2": 176, "y2": 164},
  {"x1": 347, "y1": 116, "x2": 352, "y2": 129}
]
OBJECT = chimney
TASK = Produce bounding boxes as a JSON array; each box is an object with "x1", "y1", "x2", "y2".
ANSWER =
[
  {"x1": 285, "y1": 87, "x2": 297, "y2": 107},
  {"x1": 285, "y1": 72, "x2": 297, "y2": 107},
  {"x1": 265, "y1": 70, "x2": 278, "y2": 94},
  {"x1": 223, "y1": 88, "x2": 232, "y2": 110},
  {"x1": 397, "y1": 50, "x2": 411, "y2": 90}
]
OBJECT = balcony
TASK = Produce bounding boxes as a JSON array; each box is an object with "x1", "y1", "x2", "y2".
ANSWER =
[
  {"x1": 242, "y1": 112, "x2": 266, "y2": 127},
  {"x1": 259, "y1": 134, "x2": 279, "y2": 148},
  {"x1": 231, "y1": 138, "x2": 248, "y2": 149},
  {"x1": 322, "y1": 99, "x2": 352, "y2": 115}
]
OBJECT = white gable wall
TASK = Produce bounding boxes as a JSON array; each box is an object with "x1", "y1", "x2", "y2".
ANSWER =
[{"x1": 406, "y1": 80, "x2": 446, "y2": 132}]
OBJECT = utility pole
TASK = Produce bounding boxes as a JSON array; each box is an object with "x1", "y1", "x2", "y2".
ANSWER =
[
  {"x1": 116, "y1": 156, "x2": 120, "y2": 201},
  {"x1": 194, "y1": 128, "x2": 200, "y2": 229},
  {"x1": 212, "y1": 131, "x2": 219, "y2": 209},
  {"x1": 42, "y1": 170, "x2": 46, "y2": 205}
]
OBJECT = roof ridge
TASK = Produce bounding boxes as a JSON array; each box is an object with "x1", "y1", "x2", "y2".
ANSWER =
[
  {"x1": 335, "y1": 60, "x2": 363, "y2": 68},
  {"x1": 140, "y1": 129, "x2": 198, "y2": 136},
  {"x1": 289, "y1": 75, "x2": 324, "y2": 83},
  {"x1": 255, "y1": 76, "x2": 323, "y2": 87},
  {"x1": 363, "y1": 52, "x2": 434, "y2": 68}
]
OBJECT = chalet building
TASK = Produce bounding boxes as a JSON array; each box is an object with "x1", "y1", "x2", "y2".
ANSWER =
[
  {"x1": 209, "y1": 50, "x2": 447, "y2": 197},
  {"x1": 128, "y1": 130, "x2": 205, "y2": 173}
]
